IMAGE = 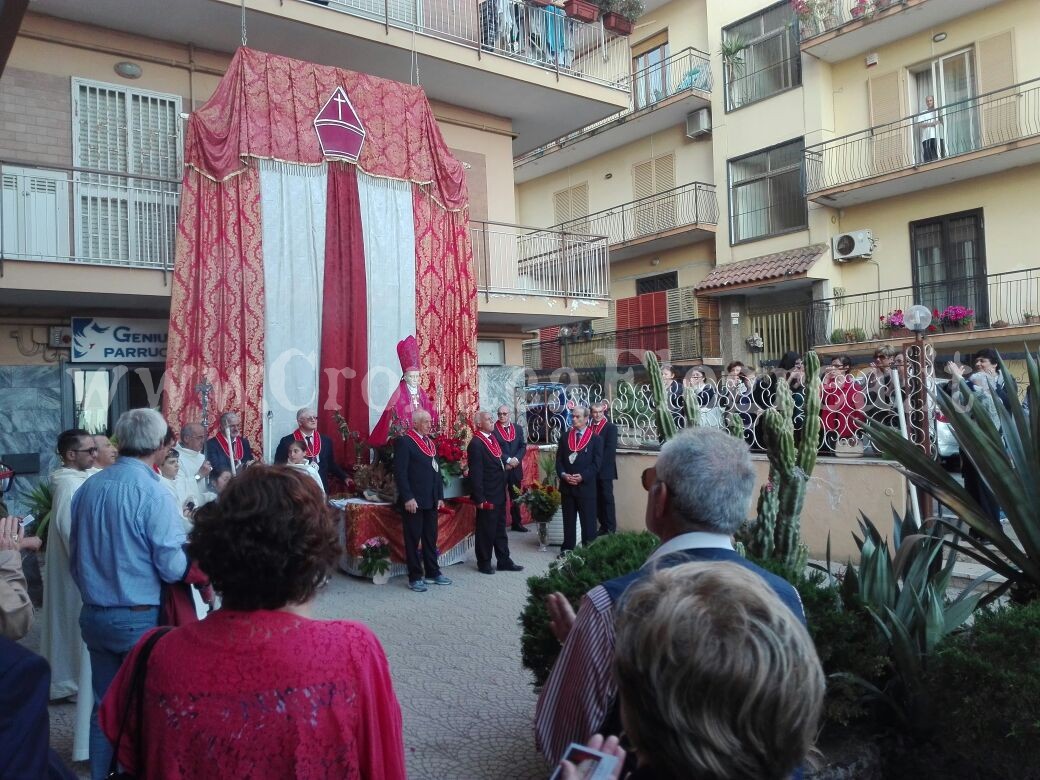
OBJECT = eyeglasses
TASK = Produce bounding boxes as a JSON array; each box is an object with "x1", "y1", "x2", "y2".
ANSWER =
[
  {"x1": 299, "y1": 416, "x2": 317, "y2": 421},
  {"x1": 641, "y1": 466, "x2": 660, "y2": 492},
  {"x1": 497, "y1": 412, "x2": 510, "y2": 416},
  {"x1": 72, "y1": 447, "x2": 99, "y2": 455}
]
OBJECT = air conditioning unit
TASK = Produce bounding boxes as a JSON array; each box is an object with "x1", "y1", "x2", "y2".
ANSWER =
[
  {"x1": 685, "y1": 108, "x2": 711, "y2": 140},
  {"x1": 832, "y1": 230, "x2": 874, "y2": 262}
]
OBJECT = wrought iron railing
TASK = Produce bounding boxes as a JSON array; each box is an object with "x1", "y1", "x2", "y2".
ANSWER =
[
  {"x1": 798, "y1": 0, "x2": 904, "y2": 41},
  {"x1": 300, "y1": 0, "x2": 632, "y2": 87},
  {"x1": 513, "y1": 362, "x2": 942, "y2": 455},
  {"x1": 514, "y1": 47, "x2": 711, "y2": 165},
  {"x1": 470, "y1": 220, "x2": 610, "y2": 299},
  {"x1": 550, "y1": 182, "x2": 717, "y2": 247},
  {"x1": 522, "y1": 318, "x2": 720, "y2": 373},
  {"x1": 804, "y1": 77, "x2": 1040, "y2": 193},
  {"x1": 0, "y1": 160, "x2": 180, "y2": 270},
  {"x1": 807, "y1": 267, "x2": 1040, "y2": 347}
]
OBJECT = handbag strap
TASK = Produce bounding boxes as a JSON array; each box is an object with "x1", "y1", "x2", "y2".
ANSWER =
[{"x1": 107, "y1": 626, "x2": 173, "y2": 779}]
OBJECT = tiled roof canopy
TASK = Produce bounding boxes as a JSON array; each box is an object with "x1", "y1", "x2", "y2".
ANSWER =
[{"x1": 695, "y1": 244, "x2": 828, "y2": 292}]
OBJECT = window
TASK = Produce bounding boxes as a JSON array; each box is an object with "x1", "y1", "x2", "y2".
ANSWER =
[
  {"x1": 72, "y1": 79, "x2": 182, "y2": 267},
  {"x1": 728, "y1": 139, "x2": 807, "y2": 244},
  {"x1": 910, "y1": 209, "x2": 988, "y2": 324},
  {"x1": 636, "y1": 271, "x2": 678, "y2": 295},
  {"x1": 722, "y1": 2, "x2": 800, "y2": 111},
  {"x1": 477, "y1": 339, "x2": 506, "y2": 366},
  {"x1": 552, "y1": 182, "x2": 589, "y2": 232},
  {"x1": 632, "y1": 43, "x2": 669, "y2": 110}
]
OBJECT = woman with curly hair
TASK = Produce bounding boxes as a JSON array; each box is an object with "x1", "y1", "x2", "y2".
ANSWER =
[{"x1": 98, "y1": 466, "x2": 406, "y2": 779}]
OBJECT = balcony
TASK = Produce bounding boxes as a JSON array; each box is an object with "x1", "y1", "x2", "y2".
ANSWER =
[
  {"x1": 807, "y1": 266, "x2": 1040, "y2": 349},
  {"x1": 551, "y1": 181, "x2": 717, "y2": 262},
  {"x1": 522, "y1": 317, "x2": 721, "y2": 372},
  {"x1": 31, "y1": 0, "x2": 632, "y2": 156},
  {"x1": 798, "y1": 0, "x2": 1004, "y2": 64},
  {"x1": 470, "y1": 220, "x2": 610, "y2": 328},
  {"x1": 514, "y1": 47, "x2": 712, "y2": 181},
  {"x1": 804, "y1": 78, "x2": 1040, "y2": 207}
]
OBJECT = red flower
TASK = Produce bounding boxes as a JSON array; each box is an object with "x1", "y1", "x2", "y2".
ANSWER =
[{"x1": 546, "y1": 485, "x2": 555, "y2": 493}]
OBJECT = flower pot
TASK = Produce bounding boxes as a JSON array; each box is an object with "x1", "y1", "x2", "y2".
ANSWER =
[
  {"x1": 882, "y1": 327, "x2": 912, "y2": 340},
  {"x1": 528, "y1": 0, "x2": 552, "y2": 5},
  {"x1": 1025, "y1": 315, "x2": 1040, "y2": 326},
  {"x1": 442, "y1": 474, "x2": 469, "y2": 499},
  {"x1": 850, "y1": 6, "x2": 865, "y2": 18},
  {"x1": 823, "y1": 14, "x2": 839, "y2": 29},
  {"x1": 371, "y1": 570, "x2": 391, "y2": 585},
  {"x1": 943, "y1": 321, "x2": 975, "y2": 333},
  {"x1": 563, "y1": 0, "x2": 599, "y2": 22},
  {"x1": 601, "y1": 12, "x2": 633, "y2": 35},
  {"x1": 545, "y1": 508, "x2": 583, "y2": 546}
]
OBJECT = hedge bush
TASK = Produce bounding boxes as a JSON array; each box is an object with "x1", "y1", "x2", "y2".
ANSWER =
[
  {"x1": 520, "y1": 531, "x2": 659, "y2": 687},
  {"x1": 924, "y1": 601, "x2": 1040, "y2": 779}
]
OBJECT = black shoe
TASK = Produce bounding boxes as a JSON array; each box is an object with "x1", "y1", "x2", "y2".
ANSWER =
[
  {"x1": 478, "y1": 566, "x2": 496, "y2": 575},
  {"x1": 511, "y1": 525, "x2": 530, "y2": 533},
  {"x1": 498, "y1": 562, "x2": 524, "y2": 572}
]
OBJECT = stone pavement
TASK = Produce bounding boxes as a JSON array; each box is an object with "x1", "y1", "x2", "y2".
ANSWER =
[{"x1": 28, "y1": 531, "x2": 558, "y2": 780}]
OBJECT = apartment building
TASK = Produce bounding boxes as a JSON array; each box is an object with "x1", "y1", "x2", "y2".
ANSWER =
[
  {"x1": 0, "y1": 0, "x2": 633, "y2": 501},
  {"x1": 518, "y1": 0, "x2": 1040, "y2": 375}
]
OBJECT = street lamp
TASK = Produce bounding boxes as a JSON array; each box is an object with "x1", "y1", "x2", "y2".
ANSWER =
[{"x1": 904, "y1": 303, "x2": 934, "y2": 520}]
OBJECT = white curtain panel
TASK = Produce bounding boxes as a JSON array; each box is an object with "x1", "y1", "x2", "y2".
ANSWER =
[
  {"x1": 357, "y1": 171, "x2": 416, "y2": 433},
  {"x1": 259, "y1": 159, "x2": 328, "y2": 459}
]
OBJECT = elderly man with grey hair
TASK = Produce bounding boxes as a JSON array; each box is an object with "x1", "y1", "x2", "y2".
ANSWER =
[
  {"x1": 274, "y1": 407, "x2": 348, "y2": 491},
  {"x1": 534, "y1": 427, "x2": 806, "y2": 767},
  {"x1": 204, "y1": 410, "x2": 256, "y2": 476},
  {"x1": 70, "y1": 408, "x2": 189, "y2": 780}
]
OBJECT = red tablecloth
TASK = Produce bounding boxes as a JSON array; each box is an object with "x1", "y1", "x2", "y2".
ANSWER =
[{"x1": 344, "y1": 500, "x2": 476, "y2": 563}]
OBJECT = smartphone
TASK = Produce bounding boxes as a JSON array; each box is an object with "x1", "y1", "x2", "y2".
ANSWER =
[
  {"x1": 19, "y1": 514, "x2": 35, "y2": 529},
  {"x1": 549, "y1": 743, "x2": 620, "y2": 780}
]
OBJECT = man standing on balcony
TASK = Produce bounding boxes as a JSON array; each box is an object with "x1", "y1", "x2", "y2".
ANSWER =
[
  {"x1": 493, "y1": 405, "x2": 528, "y2": 533},
  {"x1": 590, "y1": 401, "x2": 618, "y2": 536},
  {"x1": 917, "y1": 95, "x2": 943, "y2": 162}
]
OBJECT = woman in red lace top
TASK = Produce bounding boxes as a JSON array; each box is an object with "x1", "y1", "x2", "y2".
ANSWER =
[{"x1": 99, "y1": 466, "x2": 406, "y2": 779}]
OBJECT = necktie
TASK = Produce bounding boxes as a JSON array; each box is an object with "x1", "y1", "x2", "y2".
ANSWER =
[{"x1": 306, "y1": 436, "x2": 313, "y2": 451}]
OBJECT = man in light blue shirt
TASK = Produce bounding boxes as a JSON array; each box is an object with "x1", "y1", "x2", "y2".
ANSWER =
[{"x1": 70, "y1": 408, "x2": 188, "y2": 780}]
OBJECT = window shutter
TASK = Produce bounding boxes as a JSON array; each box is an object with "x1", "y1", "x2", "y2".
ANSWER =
[
  {"x1": 654, "y1": 153, "x2": 676, "y2": 230},
  {"x1": 977, "y1": 31, "x2": 1018, "y2": 145},
  {"x1": 632, "y1": 160, "x2": 655, "y2": 235},
  {"x1": 868, "y1": 70, "x2": 908, "y2": 174},
  {"x1": 553, "y1": 183, "x2": 589, "y2": 230},
  {"x1": 553, "y1": 189, "x2": 572, "y2": 225}
]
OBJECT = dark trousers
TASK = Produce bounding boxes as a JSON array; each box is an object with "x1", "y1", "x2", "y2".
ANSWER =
[
  {"x1": 922, "y1": 138, "x2": 938, "y2": 162},
  {"x1": 506, "y1": 468, "x2": 524, "y2": 528},
  {"x1": 596, "y1": 478, "x2": 616, "y2": 534},
  {"x1": 961, "y1": 458, "x2": 1002, "y2": 533},
  {"x1": 561, "y1": 490, "x2": 597, "y2": 551},
  {"x1": 401, "y1": 507, "x2": 441, "y2": 582},
  {"x1": 475, "y1": 503, "x2": 513, "y2": 568}
]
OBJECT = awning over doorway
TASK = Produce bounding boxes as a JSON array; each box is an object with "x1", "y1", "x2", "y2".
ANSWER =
[{"x1": 695, "y1": 244, "x2": 828, "y2": 293}]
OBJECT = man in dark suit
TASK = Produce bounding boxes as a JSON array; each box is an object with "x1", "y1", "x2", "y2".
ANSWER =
[
  {"x1": 555, "y1": 406, "x2": 603, "y2": 554},
  {"x1": 274, "y1": 406, "x2": 348, "y2": 491},
  {"x1": 205, "y1": 410, "x2": 256, "y2": 475},
  {"x1": 393, "y1": 410, "x2": 451, "y2": 593},
  {"x1": 493, "y1": 405, "x2": 528, "y2": 533},
  {"x1": 590, "y1": 401, "x2": 618, "y2": 535},
  {"x1": 468, "y1": 410, "x2": 523, "y2": 575}
]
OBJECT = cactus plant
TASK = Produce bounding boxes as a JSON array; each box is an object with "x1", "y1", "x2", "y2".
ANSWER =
[
  {"x1": 727, "y1": 408, "x2": 745, "y2": 440},
  {"x1": 744, "y1": 351, "x2": 823, "y2": 575},
  {"x1": 683, "y1": 384, "x2": 701, "y2": 428},
  {"x1": 644, "y1": 351, "x2": 677, "y2": 442}
]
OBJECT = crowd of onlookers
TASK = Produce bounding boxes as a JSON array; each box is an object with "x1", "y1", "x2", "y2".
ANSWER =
[{"x1": 2, "y1": 405, "x2": 831, "y2": 779}]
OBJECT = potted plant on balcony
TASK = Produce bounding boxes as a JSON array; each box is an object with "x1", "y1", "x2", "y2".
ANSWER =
[
  {"x1": 879, "y1": 309, "x2": 912, "y2": 339},
  {"x1": 599, "y1": 0, "x2": 642, "y2": 35},
  {"x1": 849, "y1": 0, "x2": 873, "y2": 20},
  {"x1": 1024, "y1": 311, "x2": 1040, "y2": 325},
  {"x1": 830, "y1": 327, "x2": 867, "y2": 344},
  {"x1": 564, "y1": 0, "x2": 599, "y2": 23},
  {"x1": 939, "y1": 305, "x2": 975, "y2": 332},
  {"x1": 528, "y1": 0, "x2": 553, "y2": 7}
]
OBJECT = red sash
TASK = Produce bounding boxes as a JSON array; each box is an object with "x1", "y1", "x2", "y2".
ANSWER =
[
  {"x1": 214, "y1": 432, "x2": 243, "y2": 461},
  {"x1": 590, "y1": 418, "x2": 607, "y2": 435},
  {"x1": 476, "y1": 432, "x2": 503, "y2": 458},
  {"x1": 406, "y1": 430, "x2": 436, "y2": 457},
  {"x1": 293, "y1": 429, "x2": 322, "y2": 459},
  {"x1": 494, "y1": 421, "x2": 516, "y2": 442},
  {"x1": 568, "y1": 425, "x2": 594, "y2": 454}
]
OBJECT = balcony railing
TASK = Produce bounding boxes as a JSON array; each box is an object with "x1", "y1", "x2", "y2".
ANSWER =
[
  {"x1": 551, "y1": 181, "x2": 717, "y2": 248},
  {"x1": 523, "y1": 317, "x2": 720, "y2": 371},
  {"x1": 807, "y1": 266, "x2": 1040, "y2": 346},
  {"x1": 804, "y1": 77, "x2": 1040, "y2": 194},
  {"x1": 798, "y1": 0, "x2": 903, "y2": 41},
  {"x1": 470, "y1": 220, "x2": 610, "y2": 300},
  {"x1": 299, "y1": 0, "x2": 631, "y2": 87},
  {"x1": 0, "y1": 160, "x2": 179, "y2": 271},
  {"x1": 515, "y1": 47, "x2": 712, "y2": 165}
]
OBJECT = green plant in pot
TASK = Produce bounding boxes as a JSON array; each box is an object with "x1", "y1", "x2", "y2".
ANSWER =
[{"x1": 599, "y1": 0, "x2": 642, "y2": 32}]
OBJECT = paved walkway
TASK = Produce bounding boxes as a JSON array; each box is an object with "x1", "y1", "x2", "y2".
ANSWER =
[{"x1": 26, "y1": 531, "x2": 558, "y2": 779}]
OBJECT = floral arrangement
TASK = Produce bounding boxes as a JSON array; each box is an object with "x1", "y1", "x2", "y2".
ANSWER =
[
  {"x1": 359, "y1": 536, "x2": 391, "y2": 577},
  {"x1": 880, "y1": 309, "x2": 905, "y2": 329},
  {"x1": 790, "y1": 0, "x2": 814, "y2": 21},
  {"x1": 513, "y1": 481, "x2": 562, "y2": 523},
  {"x1": 850, "y1": 0, "x2": 872, "y2": 18},
  {"x1": 939, "y1": 305, "x2": 975, "y2": 325},
  {"x1": 433, "y1": 412, "x2": 471, "y2": 483},
  {"x1": 745, "y1": 332, "x2": 765, "y2": 351}
]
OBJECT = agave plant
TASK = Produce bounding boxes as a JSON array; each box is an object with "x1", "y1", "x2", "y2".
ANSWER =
[
  {"x1": 864, "y1": 350, "x2": 1040, "y2": 604},
  {"x1": 23, "y1": 481, "x2": 54, "y2": 546},
  {"x1": 836, "y1": 511, "x2": 988, "y2": 732}
]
